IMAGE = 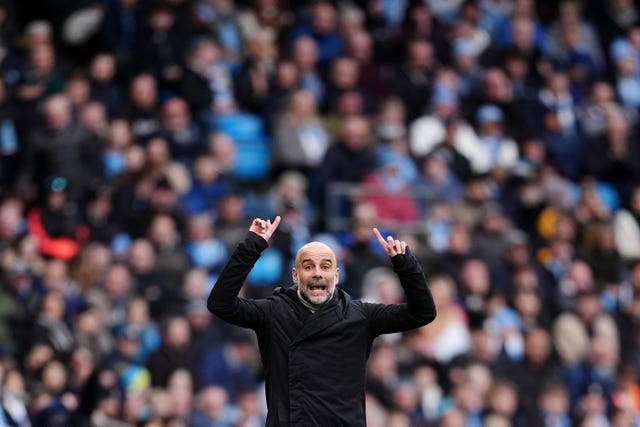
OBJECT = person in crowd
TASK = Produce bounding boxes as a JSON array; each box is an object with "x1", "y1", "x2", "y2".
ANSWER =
[
  {"x1": 392, "y1": 38, "x2": 437, "y2": 122},
  {"x1": 146, "y1": 315, "x2": 197, "y2": 389},
  {"x1": 118, "y1": 73, "x2": 162, "y2": 143},
  {"x1": 270, "y1": 88, "x2": 330, "y2": 176},
  {"x1": 19, "y1": 93, "x2": 102, "y2": 203}
]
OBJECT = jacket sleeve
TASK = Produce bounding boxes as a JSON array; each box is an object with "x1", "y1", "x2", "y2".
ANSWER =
[
  {"x1": 207, "y1": 231, "x2": 271, "y2": 329},
  {"x1": 366, "y1": 247, "x2": 436, "y2": 336}
]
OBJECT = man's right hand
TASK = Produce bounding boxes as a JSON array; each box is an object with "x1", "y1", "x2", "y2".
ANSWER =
[{"x1": 249, "y1": 216, "x2": 281, "y2": 243}]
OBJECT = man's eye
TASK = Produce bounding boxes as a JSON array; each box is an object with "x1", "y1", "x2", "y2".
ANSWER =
[{"x1": 322, "y1": 265, "x2": 330, "y2": 270}]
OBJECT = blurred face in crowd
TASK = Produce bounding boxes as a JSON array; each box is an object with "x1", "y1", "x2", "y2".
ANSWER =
[
  {"x1": 90, "y1": 53, "x2": 116, "y2": 83},
  {"x1": 331, "y1": 57, "x2": 359, "y2": 89},
  {"x1": 292, "y1": 242, "x2": 339, "y2": 305},
  {"x1": 311, "y1": 1, "x2": 337, "y2": 34},
  {"x1": 150, "y1": 183, "x2": 177, "y2": 212},
  {"x1": 107, "y1": 119, "x2": 134, "y2": 150},
  {"x1": 289, "y1": 89, "x2": 317, "y2": 118},
  {"x1": 149, "y1": 7, "x2": 174, "y2": 31},
  {"x1": 539, "y1": 384, "x2": 569, "y2": 416},
  {"x1": 340, "y1": 115, "x2": 369, "y2": 150},
  {"x1": 524, "y1": 328, "x2": 551, "y2": 364},
  {"x1": 66, "y1": 75, "x2": 90, "y2": 107},
  {"x1": 126, "y1": 298, "x2": 150, "y2": 325},
  {"x1": 274, "y1": 59, "x2": 299, "y2": 90},
  {"x1": 42, "y1": 259, "x2": 69, "y2": 292},
  {"x1": 605, "y1": 113, "x2": 630, "y2": 141},
  {"x1": 293, "y1": 36, "x2": 318, "y2": 71},
  {"x1": 167, "y1": 369, "x2": 194, "y2": 419},
  {"x1": 30, "y1": 43, "x2": 55, "y2": 74},
  {"x1": 549, "y1": 72, "x2": 570, "y2": 95},
  {"x1": 194, "y1": 155, "x2": 220, "y2": 184},
  {"x1": 41, "y1": 360, "x2": 68, "y2": 394},
  {"x1": 484, "y1": 68, "x2": 512, "y2": 101},
  {"x1": 41, "y1": 291, "x2": 66, "y2": 320},
  {"x1": 103, "y1": 264, "x2": 133, "y2": 298},
  {"x1": 347, "y1": 30, "x2": 373, "y2": 63},
  {"x1": 79, "y1": 102, "x2": 108, "y2": 133},
  {"x1": 44, "y1": 94, "x2": 72, "y2": 132},
  {"x1": 247, "y1": 27, "x2": 278, "y2": 62},
  {"x1": 335, "y1": 90, "x2": 364, "y2": 115},
  {"x1": 130, "y1": 74, "x2": 157, "y2": 109},
  {"x1": 440, "y1": 407, "x2": 466, "y2": 427},
  {"x1": 164, "y1": 316, "x2": 190, "y2": 348},
  {"x1": 487, "y1": 381, "x2": 518, "y2": 417},
  {"x1": 129, "y1": 238, "x2": 156, "y2": 273},
  {"x1": 575, "y1": 291, "x2": 602, "y2": 323},
  {"x1": 186, "y1": 215, "x2": 213, "y2": 241},
  {"x1": 146, "y1": 137, "x2": 170, "y2": 168},
  {"x1": 149, "y1": 214, "x2": 178, "y2": 244},
  {"x1": 74, "y1": 308, "x2": 101, "y2": 336},
  {"x1": 590, "y1": 81, "x2": 615, "y2": 107},
  {"x1": 197, "y1": 386, "x2": 229, "y2": 421},
  {"x1": 4, "y1": 369, "x2": 26, "y2": 397},
  {"x1": 460, "y1": 259, "x2": 490, "y2": 296},
  {"x1": 510, "y1": 16, "x2": 535, "y2": 50},
  {"x1": 190, "y1": 38, "x2": 220, "y2": 70},
  {"x1": 407, "y1": 39, "x2": 434, "y2": 70},
  {"x1": 162, "y1": 97, "x2": 191, "y2": 130},
  {"x1": 448, "y1": 225, "x2": 471, "y2": 255},
  {"x1": 218, "y1": 194, "x2": 245, "y2": 222},
  {"x1": 513, "y1": 289, "x2": 541, "y2": 319},
  {"x1": 0, "y1": 198, "x2": 23, "y2": 242}
]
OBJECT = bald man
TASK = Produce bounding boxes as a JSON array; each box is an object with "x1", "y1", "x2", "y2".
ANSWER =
[{"x1": 208, "y1": 216, "x2": 436, "y2": 426}]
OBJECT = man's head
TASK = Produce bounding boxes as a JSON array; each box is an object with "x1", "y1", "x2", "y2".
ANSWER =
[
  {"x1": 43, "y1": 94, "x2": 72, "y2": 132},
  {"x1": 292, "y1": 241, "x2": 340, "y2": 306}
]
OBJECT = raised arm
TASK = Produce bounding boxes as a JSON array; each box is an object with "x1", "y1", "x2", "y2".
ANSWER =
[
  {"x1": 368, "y1": 228, "x2": 436, "y2": 335},
  {"x1": 207, "y1": 216, "x2": 281, "y2": 328}
]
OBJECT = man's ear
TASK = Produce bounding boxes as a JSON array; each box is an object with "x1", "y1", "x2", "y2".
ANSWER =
[
  {"x1": 292, "y1": 267, "x2": 298, "y2": 284},
  {"x1": 334, "y1": 267, "x2": 340, "y2": 284}
]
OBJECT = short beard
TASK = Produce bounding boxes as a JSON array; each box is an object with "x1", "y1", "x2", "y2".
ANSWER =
[
  {"x1": 297, "y1": 280, "x2": 334, "y2": 308},
  {"x1": 300, "y1": 289, "x2": 327, "y2": 306}
]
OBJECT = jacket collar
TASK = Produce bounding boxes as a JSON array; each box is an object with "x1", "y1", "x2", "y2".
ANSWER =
[{"x1": 279, "y1": 287, "x2": 351, "y2": 345}]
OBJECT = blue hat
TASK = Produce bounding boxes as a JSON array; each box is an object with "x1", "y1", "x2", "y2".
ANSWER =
[
  {"x1": 453, "y1": 38, "x2": 479, "y2": 57},
  {"x1": 611, "y1": 41, "x2": 635, "y2": 63},
  {"x1": 377, "y1": 149, "x2": 402, "y2": 169},
  {"x1": 476, "y1": 104, "x2": 504, "y2": 124},
  {"x1": 44, "y1": 175, "x2": 68, "y2": 192},
  {"x1": 431, "y1": 85, "x2": 458, "y2": 107},
  {"x1": 110, "y1": 233, "x2": 132, "y2": 255}
]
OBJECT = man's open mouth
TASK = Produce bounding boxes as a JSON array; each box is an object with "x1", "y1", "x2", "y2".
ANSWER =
[{"x1": 309, "y1": 285, "x2": 327, "y2": 291}]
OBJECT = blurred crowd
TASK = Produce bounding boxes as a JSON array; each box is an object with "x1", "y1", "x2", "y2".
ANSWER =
[{"x1": 1, "y1": 0, "x2": 640, "y2": 426}]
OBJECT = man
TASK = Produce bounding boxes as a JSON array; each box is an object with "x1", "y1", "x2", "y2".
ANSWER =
[
  {"x1": 19, "y1": 93, "x2": 102, "y2": 202},
  {"x1": 208, "y1": 216, "x2": 436, "y2": 426}
]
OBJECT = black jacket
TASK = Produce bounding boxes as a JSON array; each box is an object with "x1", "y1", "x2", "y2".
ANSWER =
[{"x1": 208, "y1": 232, "x2": 436, "y2": 426}]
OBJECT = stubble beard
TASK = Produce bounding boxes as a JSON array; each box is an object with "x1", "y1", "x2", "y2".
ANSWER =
[{"x1": 299, "y1": 278, "x2": 334, "y2": 306}]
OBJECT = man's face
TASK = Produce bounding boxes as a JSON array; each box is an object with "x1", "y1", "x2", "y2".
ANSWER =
[{"x1": 292, "y1": 242, "x2": 339, "y2": 305}]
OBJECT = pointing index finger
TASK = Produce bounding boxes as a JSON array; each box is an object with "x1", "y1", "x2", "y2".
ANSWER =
[
  {"x1": 271, "y1": 215, "x2": 282, "y2": 230},
  {"x1": 373, "y1": 227, "x2": 387, "y2": 246}
]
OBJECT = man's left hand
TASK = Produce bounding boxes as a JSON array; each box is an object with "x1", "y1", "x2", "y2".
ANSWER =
[{"x1": 373, "y1": 227, "x2": 407, "y2": 257}]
